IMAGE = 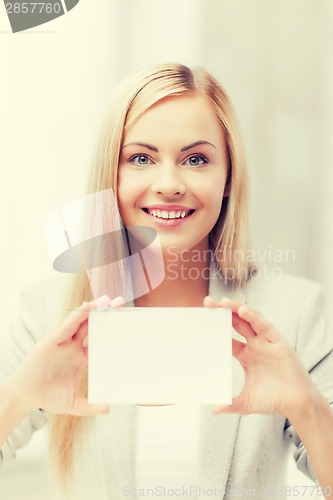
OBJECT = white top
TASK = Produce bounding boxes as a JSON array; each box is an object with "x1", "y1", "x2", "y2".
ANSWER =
[{"x1": 135, "y1": 404, "x2": 201, "y2": 498}]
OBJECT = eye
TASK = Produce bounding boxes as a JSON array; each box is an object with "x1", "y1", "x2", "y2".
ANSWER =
[
  {"x1": 184, "y1": 154, "x2": 209, "y2": 167},
  {"x1": 128, "y1": 154, "x2": 153, "y2": 166}
]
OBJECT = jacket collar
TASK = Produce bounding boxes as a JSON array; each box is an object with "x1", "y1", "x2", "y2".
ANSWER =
[{"x1": 197, "y1": 265, "x2": 245, "y2": 490}]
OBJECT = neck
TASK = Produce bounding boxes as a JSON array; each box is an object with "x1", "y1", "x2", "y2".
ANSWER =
[{"x1": 134, "y1": 244, "x2": 211, "y2": 307}]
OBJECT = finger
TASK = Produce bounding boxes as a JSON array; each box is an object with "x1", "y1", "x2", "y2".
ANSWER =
[
  {"x1": 94, "y1": 295, "x2": 124, "y2": 311},
  {"x1": 53, "y1": 303, "x2": 91, "y2": 344},
  {"x1": 231, "y1": 339, "x2": 248, "y2": 369},
  {"x1": 70, "y1": 398, "x2": 111, "y2": 417},
  {"x1": 237, "y1": 305, "x2": 279, "y2": 342},
  {"x1": 110, "y1": 296, "x2": 126, "y2": 308},
  {"x1": 210, "y1": 395, "x2": 246, "y2": 416},
  {"x1": 232, "y1": 338, "x2": 246, "y2": 360},
  {"x1": 93, "y1": 294, "x2": 113, "y2": 310},
  {"x1": 232, "y1": 313, "x2": 257, "y2": 340},
  {"x1": 204, "y1": 296, "x2": 249, "y2": 313},
  {"x1": 220, "y1": 297, "x2": 249, "y2": 313},
  {"x1": 210, "y1": 404, "x2": 230, "y2": 415},
  {"x1": 222, "y1": 299, "x2": 279, "y2": 342},
  {"x1": 72, "y1": 319, "x2": 88, "y2": 346},
  {"x1": 203, "y1": 296, "x2": 221, "y2": 308}
]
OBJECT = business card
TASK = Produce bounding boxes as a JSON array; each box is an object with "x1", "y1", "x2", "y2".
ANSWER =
[{"x1": 88, "y1": 307, "x2": 232, "y2": 405}]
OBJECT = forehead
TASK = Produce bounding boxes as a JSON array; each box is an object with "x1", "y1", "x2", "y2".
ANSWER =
[{"x1": 124, "y1": 94, "x2": 225, "y2": 146}]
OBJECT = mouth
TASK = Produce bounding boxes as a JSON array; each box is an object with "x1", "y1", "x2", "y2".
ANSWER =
[{"x1": 141, "y1": 207, "x2": 196, "y2": 220}]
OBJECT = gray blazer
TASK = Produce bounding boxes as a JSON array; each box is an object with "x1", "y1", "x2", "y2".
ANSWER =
[{"x1": 1, "y1": 271, "x2": 332, "y2": 499}]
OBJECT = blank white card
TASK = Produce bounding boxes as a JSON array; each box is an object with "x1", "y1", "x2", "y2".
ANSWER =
[{"x1": 88, "y1": 307, "x2": 232, "y2": 405}]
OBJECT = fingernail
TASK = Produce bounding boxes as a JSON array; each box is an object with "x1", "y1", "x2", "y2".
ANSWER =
[
  {"x1": 95, "y1": 295, "x2": 111, "y2": 310},
  {"x1": 110, "y1": 296, "x2": 125, "y2": 307}
]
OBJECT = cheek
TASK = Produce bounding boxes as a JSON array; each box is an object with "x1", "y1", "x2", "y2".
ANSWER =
[
  {"x1": 118, "y1": 170, "x2": 137, "y2": 202},
  {"x1": 117, "y1": 171, "x2": 146, "y2": 218},
  {"x1": 197, "y1": 176, "x2": 226, "y2": 213},
  {"x1": 117, "y1": 172, "x2": 134, "y2": 220}
]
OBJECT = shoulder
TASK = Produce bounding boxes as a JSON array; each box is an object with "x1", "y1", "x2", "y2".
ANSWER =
[
  {"x1": 242, "y1": 271, "x2": 331, "y2": 364},
  {"x1": 0, "y1": 275, "x2": 74, "y2": 379},
  {"x1": 211, "y1": 267, "x2": 322, "y2": 330},
  {"x1": 242, "y1": 269, "x2": 324, "y2": 319},
  {"x1": 243, "y1": 269, "x2": 319, "y2": 308},
  {"x1": 18, "y1": 274, "x2": 75, "y2": 336}
]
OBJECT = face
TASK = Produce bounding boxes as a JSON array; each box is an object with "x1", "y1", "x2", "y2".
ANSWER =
[{"x1": 118, "y1": 94, "x2": 229, "y2": 255}]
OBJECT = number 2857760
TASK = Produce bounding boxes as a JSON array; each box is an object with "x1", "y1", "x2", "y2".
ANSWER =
[{"x1": 5, "y1": 3, "x2": 62, "y2": 14}]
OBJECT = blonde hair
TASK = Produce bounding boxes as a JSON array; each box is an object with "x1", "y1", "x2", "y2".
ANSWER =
[{"x1": 49, "y1": 63, "x2": 252, "y2": 487}]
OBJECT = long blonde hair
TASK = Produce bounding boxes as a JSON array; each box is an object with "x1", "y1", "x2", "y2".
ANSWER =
[{"x1": 49, "y1": 62, "x2": 252, "y2": 487}]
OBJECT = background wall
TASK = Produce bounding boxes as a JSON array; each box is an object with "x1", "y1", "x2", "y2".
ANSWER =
[
  {"x1": 200, "y1": 0, "x2": 333, "y2": 305},
  {"x1": 1, "y1": 0, "x2": 332, "y2": 497}
]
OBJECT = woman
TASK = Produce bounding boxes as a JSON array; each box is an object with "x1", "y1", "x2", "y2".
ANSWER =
[{"x1": 0, "y1": 63, "x2": 332, "y2": 499}]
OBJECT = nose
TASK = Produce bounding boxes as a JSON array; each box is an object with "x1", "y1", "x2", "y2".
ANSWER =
[{"x1": 151, "y1": 163, "x2": 186, "y2": 197}]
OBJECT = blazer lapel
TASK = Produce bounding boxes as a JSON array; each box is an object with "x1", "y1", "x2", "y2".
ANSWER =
[
  {"x1": 197, "y1": 268, "x2": 246, "y2": 491},
  {"x1": 198, "y1": 408, "x2": 241, "y2": 492},
  {"x1": 95, "y1": 405, "x2": 137, "y2": 498}
]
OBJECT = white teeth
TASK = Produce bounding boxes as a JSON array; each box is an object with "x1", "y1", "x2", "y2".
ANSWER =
[{"x1": 147, "y1": 208, "x2": 191, "y2": 219}]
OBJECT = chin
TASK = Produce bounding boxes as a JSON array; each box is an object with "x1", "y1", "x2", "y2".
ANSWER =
[{"x1": 160, "y1": 239, "x2": 203, "y2": 255}]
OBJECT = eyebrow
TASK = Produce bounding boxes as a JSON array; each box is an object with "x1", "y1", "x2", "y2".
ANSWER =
[
  {"x1": 122, "y1": 140, "x2": 217, "y2": 152},
  {"x1": 181, "y1": 140, "x2": 217, "y2": 152}
]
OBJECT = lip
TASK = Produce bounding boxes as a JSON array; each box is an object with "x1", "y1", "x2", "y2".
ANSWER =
[
  {"x1": 141, "y1": 206, "x2": 196, "y2": 227},
  {"x1": 143, "y1": 205, "x2": 194, "y2": 211}
]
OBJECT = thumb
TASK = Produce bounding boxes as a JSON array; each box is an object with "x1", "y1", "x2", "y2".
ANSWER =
[
  {"x1": 70, "y1": 398, "x2": 111, "y2": 417},
  {"x1": 210, "y1": 396, "x2": 244, "y2": 416}
]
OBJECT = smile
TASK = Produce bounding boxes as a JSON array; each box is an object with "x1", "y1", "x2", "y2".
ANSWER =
[{"x1": 142, "y1": 208, "x2": 195, "y2": 219}]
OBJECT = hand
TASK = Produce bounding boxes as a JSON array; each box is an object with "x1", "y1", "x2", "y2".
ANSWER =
[
  {"x1": 204, "y1": 296, "x2": 321, "y2": 420},
  {"x1": 10, "y1": 295, "x2": 125, "y2": 417}
]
